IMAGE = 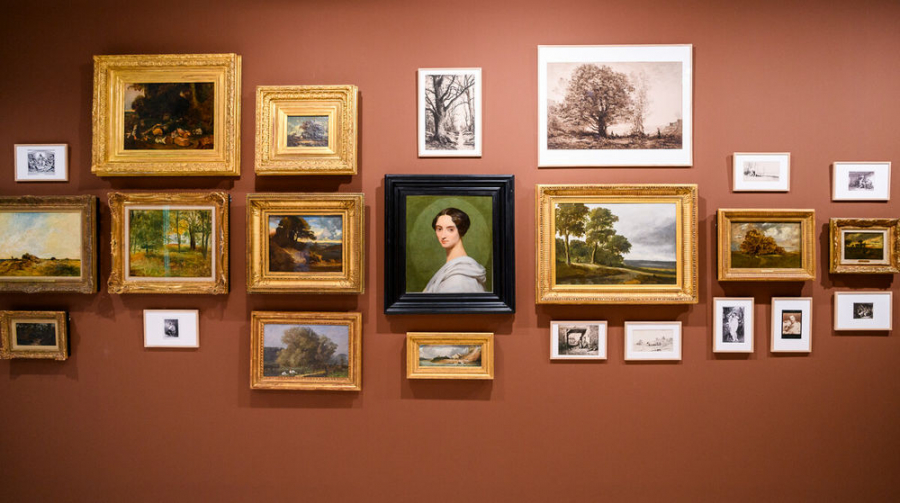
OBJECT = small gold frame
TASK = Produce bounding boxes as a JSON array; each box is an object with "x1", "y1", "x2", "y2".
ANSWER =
[
  {"x1": 717, "y1": 209, "x2": 816, "y2": 281},
  {"x1": 829, "y1": 218, "x2": 899, "y2": 274},
  {"x1": 406, "y1": 332, "x2": 494, "y2": 380},
  {"x1": 255, "y1": 85, "x2": 358, "y2": 175},
  {"x1": 0, "y1": 311, "x2": 68, "y2": 360}
]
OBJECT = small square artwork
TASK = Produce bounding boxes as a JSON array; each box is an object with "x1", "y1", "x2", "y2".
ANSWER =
[
  {"x1": 144, "y1": 310, "x2": 198, "y2": 348},
  {"x1": 732, "y1": 153, "x2": 790, "y2": 192},
  {"x1": 771, "y1": 298, "x2": 812, "y2": 352},
  {"x1": 834, "y1": 292, "x2": 892, "y2": 331},
  {"x1": 712, "y1": 297, "x2": 754, "y2": 353},
  {"x1": 15, "y1": 144, "x2": 68, "y2": 182},
  {"x1": 550, "y1": 321, "x2": 607, "y2": 360},
  {"x1": 833, "y1": 162, "x2": 891, "y2": 201}
]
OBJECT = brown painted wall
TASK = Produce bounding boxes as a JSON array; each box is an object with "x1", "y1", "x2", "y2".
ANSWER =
[{"x1": 1, "y1": 0, "x2": 898, "y2": 500}]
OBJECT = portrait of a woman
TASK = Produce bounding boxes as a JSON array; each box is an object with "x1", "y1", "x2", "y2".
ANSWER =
[{"x1": 423, "y1": 207, "x2": 487, "y2": 293}]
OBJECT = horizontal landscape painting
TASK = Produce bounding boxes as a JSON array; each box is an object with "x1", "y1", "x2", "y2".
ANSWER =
[
  {"x1": 0, "y1": 212, "x2": 82, "y2": 278},
  {"x1": 123, "y1": 82, "x2": 215, "y2": 150},
  {"x1": 730, "y1": 222, "x2": 801, "y2": 269},
  {"x1": 286, "y1": 116, "x2": 329, "y2": 148},
  {"x1": 128, "y1": 208, "x2": 214, "y2": 278},
  {"x1": 418, "y1": 344, "x2": 482, "y2": 367},
  {"x1": 843, "y1": 231, "x2": 884, "y2": 261},
  {"x1": 268, "y1": 215, "x2": 343, "y2": 273},
  {"x1": 263, "y1": 324, "x2": 349, "y2": 378},
  {"x1": 14, "y1": 322, "x2": 58, "y2": 348},
  {"x1": 631, "y1": 329, "x2": 674, "y2": 352}
]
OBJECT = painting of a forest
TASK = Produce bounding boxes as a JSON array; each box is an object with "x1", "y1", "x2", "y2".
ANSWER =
[
  {"x1": 843, "y1": 232, "x2": 884, "y2": 261},
  {"x1": 123, "y1": 82, "x2": 215, "y2": 150},
  {"x1": 268, "y1": 215, "x2": 343, "y2": 273},
  {"x1": 423, "y1": 72, "x2": 477, "y2": 151},
  {"x1": 263, "y1": 324, "x2": 349, "y2": 378},
  {"x1": 14, "y1": 322, "x2": 57, "y2": 348},
  {"x1": 127, "y1": 208, "x2": 214, "y2": 278},
  {"x1": 730, "y1": 222, "x2": 801, "y2": 269},
  {"x1": 286, "y1": 116, "x2": 329, "y2": 148},
  {"x1": 0, "y1": 212, "x2": 81, "y2": 278}
]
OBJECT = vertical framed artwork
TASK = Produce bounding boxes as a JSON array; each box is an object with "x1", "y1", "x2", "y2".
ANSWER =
[
  {"x1": 829, "y1": 218, "x2": 899, "y2": 274},
  {"x1": 406, "y1": 332, "x2": 494, "y2": 379},
  {"x1": 833, "y1": 292, "x2": 892, "y2": 331},
  {"x1": 550, "y1": 320, "x2": 607, "y2": 360},
  {"x1": 624, "y1": 321, "x2": 682, "y2": 361},
  {"x1": 418, "y1": 68, "x2": 482, "y2": 157},
  {"x1": 15, "y1": 144, "x2": 68, "y2": 182},
  {"x1": 0, "y1": 311, "x2": 68, "y2": 360},
  {"x1": 732, "y1": 152, "x2": 790, "y2": 192},
  {"x1": 712, "y1": 297, "x2": 754, "y2": 353},
  {"x1": 143, "y1": 309, "x2": 200, "y2": 348},
  {"x1": 717, "y1": 209, "x2": 816, "y2": 281},
  {"x1": 771, "y1": 297, "x2": 812, "y2": 353},
  {"x1": 832, "y1": 162, "x2": 891, "y2": 201}
]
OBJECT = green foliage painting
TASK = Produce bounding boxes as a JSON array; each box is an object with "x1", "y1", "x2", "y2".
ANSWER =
[
  {"x1": 128, "y1": 209, "x2": 213, "y2": 278},
  {"x1": 268, "y1": 214, "x2": 343, "y2": 273},
  {"x1": 263, "y1": 324, "x2": 349, "y2": 378},
  {"x1": 123, "y1": 82, "x2": 215, "y2": 150},
  {"x1": 730, "y1": 222, "x2": 801, "y2": 269}
]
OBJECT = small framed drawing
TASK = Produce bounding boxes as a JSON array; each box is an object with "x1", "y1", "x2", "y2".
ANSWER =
[
  {"x1": 712, "y1": 297, "x2": 754, "y2": 353},
  {"x1": 536, "y1": 184, "x2": 698, "y2": 304},
  {"x1": 771, "y1": 297, "x2": 812, "y2": 353},
  {"x1": 624, "y1": 321, "x2": 682, "y2": 361},
  {"x1": 384, "y1": 175, "x2": 515, "y2": 314},
  {"x1": 92, "y1": 53, "x2": 241, "y2": 176},
  {"x1": 406, "y1": 332, "x2": 494, "y2": 380},
  {"x1": 255, "y1": 85, "x2": 358, "y2": 175},
  {"x1": 538, "y1": 44, "x2": 693, "y2": 167},
  {"x1": 15, "y1": 144, "x2": 68, "y2": 182},
  {"x1": 108, "y1": 192, "x2": 229, "y2": 294},
  {"x1": 550, "y1": 321, "x2": 607, "y2": 360},
  {"x1": 717, "y1": 209, "x2": 816, "y2": 281},
  {"x1": 247, "y1": 193, "x2": 364, "y2": 293},
  {"x1": 250, "y1": 311, "x2": 362, "y2": 391},
  {"x1": 0, "y1": 311, "x2": 68, "y2": 360},
  {"x1": 829, "y1": 218, "x2": 899, "y2": 274},
  {"x1": 0, "y1": 195, "x2": 98, "y2": 293},
  {"x1": 418, "y1": 68, "x2": 481, "y2": 157},
  {"x1": 143, "y1": 310, "x2": 199, "y2": 348},
  {"x1": 732, "y1": 152, "x2": 790, "y2": 192},
  {"x1": 834, "y1": 292, "x2": 892, "y2": 331},
  {"x1": 832, "y1": 162, "x2": 891, "y2": 201}
]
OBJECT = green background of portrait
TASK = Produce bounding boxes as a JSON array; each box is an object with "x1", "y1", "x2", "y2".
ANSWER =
[{"x1": 405, "y1": 195, "x2": 493, "y2": 293}]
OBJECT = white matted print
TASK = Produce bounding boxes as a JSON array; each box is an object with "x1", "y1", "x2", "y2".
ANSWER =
[
  {"x1": 144, "y1": 309, "x2": 199, "y2": 348},
  {"x1": 771, "y1": 297, "x2": 812, "y2": 353},
  {"x1": 832, "y1": 162, "x2": 891, "y2": 201},
  {"x1": 418, "y1": 68, "x2": 482, "y2": 157},
  {"x1": 538, "y1": 44, "x2": 693, "y2": 167},
  {"x1": 712, "y1": 297, "x2": 754, "y2": 353},
  {"x1": 624, "y1": 321, "x2": 682, "y2": 361},
  {"x1": 834, "y1": 292, "x2": 892, "y2": 331},
  {"x1": 550, "y1": 321, "x2": 607, "y2": 360},
  {"x1": 15, "y1": 144, "x2": 68, "y2": 182},
  {"x1": 732, "y1": 152, "x2": 790, "y2": 192}
]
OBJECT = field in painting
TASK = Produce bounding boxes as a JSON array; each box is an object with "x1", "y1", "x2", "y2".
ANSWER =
[
  {"x1": 263, "y1": 324, "x2": 349, "y2": 378},
  {"x1": 730, "y1": 222, "x2": 802, "y2": 269},
  {"x1": 0, "y1": 212, "x2": 81, "y2": 277},
  {"x1": 843, "y1": 232, "x2": 884, "y2": 260}
]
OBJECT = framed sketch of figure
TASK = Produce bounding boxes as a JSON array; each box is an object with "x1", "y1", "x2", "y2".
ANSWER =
[{"x1": 384, "y1": 175, "x2": 515, "y2": 314}]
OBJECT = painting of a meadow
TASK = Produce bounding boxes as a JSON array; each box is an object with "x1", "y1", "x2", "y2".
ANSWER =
[
  {"x1": 127, "y1": 208, "x2": 214, "y2": 278},
  {"x1": 730, "y1": 222, "x2": 801, "y2": 269},
  {"x1": 263, "y1": 324, "x2": 349, "y2": 378},
  {"x1": 268, "y1": 214, "x2": 343, "y2": 274},
  {"x1": 0, "y1": 212, "x2": 82, "y2": 278},
  {"x1": 843, "y1": 232, "x2": 885, "y2": 261}
]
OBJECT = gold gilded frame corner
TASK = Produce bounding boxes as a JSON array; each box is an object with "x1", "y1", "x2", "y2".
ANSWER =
[
  {"x1": 406, "y1": 332, "x2": 494, "y2": 380},
  {"x1": 829, "y1": 218, "x2": 899, "y2": 274},
  {"x1": 0, "y1": 311, "x2": 68, "y2": 361},
  {"x1": 717, "y1": 209, "x2": 816, "y2": 281}
]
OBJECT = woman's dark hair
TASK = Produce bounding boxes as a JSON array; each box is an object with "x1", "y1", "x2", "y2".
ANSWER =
[{"x1": 432, "y1": 207, "x2": 470, "y2": 237}]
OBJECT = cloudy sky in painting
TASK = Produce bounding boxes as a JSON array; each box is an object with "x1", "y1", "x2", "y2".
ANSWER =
[
  {"x1": 0, "y1": 212, "x2": 81, "y2": 259},
  {"x1": 419, "y1": 344, "x2": 478, "y2": 360},
  {"x1": 557, "y1": 203, "x2": 676, "y2": 262},
  {"x1": 730, "y1": 222, "x2": 801, "y2": 252},
  {"x1": 263, "y1": 324, "x2": 349, "y2": 355},
  {"x1": 268, "y1": 215, "x2": 343, "y2": 242}
]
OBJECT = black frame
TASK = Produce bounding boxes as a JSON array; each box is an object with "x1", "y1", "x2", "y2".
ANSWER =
[{"x1": 384, "y1": 175, "x2": 515, "y2": 314}]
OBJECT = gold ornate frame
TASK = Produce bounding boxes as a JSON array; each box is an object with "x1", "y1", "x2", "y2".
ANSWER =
[
  {"x1": 255, "y1": 85, "x2": 358, "y2": 175},
  {"x1": 536, "y1": 184, "x2": 698, "y2": 304},
  {"x1": 829, "y1": 218, "x2": 899, "y2": 274},
  {"x1": 0, "y1": 311, "x2": 68, "y2": 360},
  {"x1": 247, "y1": 193, "x2": 364, "y2": 293},
  {"x1": 0, "y1": 195, "x2": 97, "y2": 293},
  {"x1": 250, "y1": 311, "x2": 362, "y2": 391},
  {"x1": 406, "y1": 332, "x2": 494, "y2": 380},
  {"x1": 92, "y1": 53, "x2": 241, "y2": 176},
  {"x1": 108, "y1": 192, "x2": 229, "y2": 294},
  {"x1": 717, "y1": 209, "x2": 816, "y2": 281}
]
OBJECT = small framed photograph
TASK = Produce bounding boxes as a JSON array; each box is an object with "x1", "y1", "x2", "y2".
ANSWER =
[
  {"x1": 732, "y1": 152, "x2": 790, "y2": 192},
  {"x1": 143, "y1": 310, "x2": 199, "y2": 348},
  {"x1": 832, "y1": 162, "x2": 891, "y2": 201},
  {"x1": 829, "y1": 218, "x2": 899, "y2": 274},
  {"x1": 717, "y1": 209, "x2": 816, "y2": 281},
  {"x1": 406, "y1": 332, "x2": 493, "y2": 380},
  {"x1": 550, "y1": 321, "x2": 607, "y2": 360},
  {"x1": 834, "y1": 292, "x2": 892, "y2": 331},
  {"x1": 712, "y1": 297, "x2": 754, "y2": 353},
  {"x1": 624, "y1": 321, "x2": 682, "y2": 361},
  {"x1": 771, "y1": 297, "x2": 812, "y2": 353},
  {"x1": 0, "y1": 311, "x2": 68, "y2": 360},
  {"x1": 418, "y1": 68, "x2": 482, "y2": 157},
  {"x1": 15, "y1": 144, "x2": 68, "y2": 182}
]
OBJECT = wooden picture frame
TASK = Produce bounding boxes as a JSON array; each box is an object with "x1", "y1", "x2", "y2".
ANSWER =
[
  {"x1": 536, "y1": 184, "x2": 698, "y2": 304},
  {"x1": 712, "y1": 297, "x2": 754, "y2": 353},
  {"x1": 550, "y1": 320, "x2": 607, "y2": 360},
  {"x1": 833, "y1": 292, "x2": 893, "y2": 331},
  {"x1": 255, "y1": 85, "x2": 358, "y2": 175},
  {"x1": 417, "y1": 68, "x2": 482, "y2": 157},
  {"x1": 143, "y1": 309, "x2": 200, "y2": 348},
  {"x1": 15, "y1": 144, "x2": 68, "y2": 182},
  {"x1": 246, "y1": 193, "x2": 364, "y2": 293},
  {"x1": 771, "y1": 297, "x2": 812, "y2": 353},
  {"x1": 732, "y1": 152, "x2": 790, "y2": 192},
  {"x1": 832, "y1": 162, "x2": 891, "y2": 201},
  {"x1": 829, "y1": 218, "x2": 899, "y2": 274},
  {"x1": 0, "y1": 311, "x2": 68, "y2": 360},
  {"x1": 108, "y1": 192, "x2": 229, "y2": 294},
  {"x1": 406, "y1": 332, "x2": 494, "y2": 380},
  {"x1": 92, "y1": 53, "x2": 241, "y2": 176},
  {"x1": 717, "y1": 209, "x2": 816, "y2": 281},
  {"x1": 624, "y1": 321, "x2": 682, "y2": 361}
]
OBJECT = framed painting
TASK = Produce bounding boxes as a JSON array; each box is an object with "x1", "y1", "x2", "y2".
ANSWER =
[
  {"x1": 406, "y1": 332, "x2": 494, "y2": 380},
  {"x1": 384, "y1": 175, "x2": 515, "y2": 314},
  {"x1": 771, "y1": 297, "x2": 812, "y2": 353},
  {"x1": 538, "y1": 44, "x2": 693, "y2": 167},
  {"x1": 829, "y1": 218, "x2": 899, "y2": 274},
  {"x1": 246, "y1": 193, "x2": 364, "y2": 293},
  {"x1": 732, "y1": 152, "x2": 790, "y2": 192},
  {"x1": 712, "y1": 297, "x2": 754, "y2": 353},
  {"x1": 108, "y1": 192, "x2": 229, "y2": 294},
  {"x1": 255, "y1": 85, "x2": 358, "y2": 175},
  {"x1": 0, "y1": 195, "x2": 97, "y2": 293},
  {"x1": 717, "y1": 209, "x2": 816, "y2": 281},
  {"x1": 0, "y1": 311, "x2": 68, "y2": 361},
  {"x1": 550, "y1": 320, "x2": 607, "y2": 360},
  {"x1": 624, "y1": 321, "x2": 682, "y2": 361},
  {"x1": 92, "y1": 53, "x2": 241, "y2": 176},
  {"x1": 536, "y1": 184, "x2": 698, "y2": 304},
  {"x1": 832, "y1": 162, "x2": 891, "y2": 201},
  {"x1": 15, "y1": 144, "x2": 68, "y2": 182},
  {"x1": 417, "y1": 68, "x2": 482, "y2": 157},
  {"x1": 143, "y1": 309, "x2": 199, "y2": 348},
  {"x1": 250, "y1": 311, "x2": 361, "y2": 391},
  {"x1": 834, "y1": 292, "x2": 892, "y2": 331}
]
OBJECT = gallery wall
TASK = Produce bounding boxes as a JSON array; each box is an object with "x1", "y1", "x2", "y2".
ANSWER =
[{"x1": 1, "y1": 0, "x2": 898, "y2": 500}]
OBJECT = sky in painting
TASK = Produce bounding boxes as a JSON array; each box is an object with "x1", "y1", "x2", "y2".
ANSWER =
[
  {"x1": 263, "y1": 324, "x2": 349, "y2": 355},
  {"x1": 419, "y1": 344, "x2": 478, "y2": 359},
  {"x1": 731, "y1": 222, "x2": 801, "y2": 252},
  {"x1": 0, "y1": 212, "x2": 81, "y2": 259},
  {"x1": 557, "y1": 203, "x2": 676, "y2": 262},
  {"x1": 268, "y1": 215, "x2": 342, "y2": 242}
]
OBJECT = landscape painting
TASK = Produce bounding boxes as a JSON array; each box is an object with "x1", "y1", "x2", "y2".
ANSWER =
[
  {"x1": 556, "y1": 323, "x2": 601, "y2": 357},
  {"x1": 742, "y1": 160, "x2": 781, "y2": 182},
  {"x1": 843, "y1": 231, "x2": 885, "y2": 261},
  {"x1": 268, "y1": 214, "x2": 343, "y2": 273},
  {"x1": 418, "y1": 344, "x2": 482, "y2": 367},
  {"x1": 286, "y1": 116, "x2": 329, "y2": 148},
  {"x1": 730, "y1": 222, "x2": 802, "y2": 269},
  {"x1": 123, "y1": 82, "x2": 215, "y2": 150},
  {"x1": 0, "y1": 212, "x2": 82, "y2": 278},
  {"x1": 630, "y1": 329, "x2": 675, "y2": 353},
  {"x1": 262, "y1": 323, "x2": 349, "y2": 378},
  {"x1": 13, "y1": 322, "x2": 58, "y2": 349},
  {"x1": 127, "y1": 208, "x2": 214, "y2": 278}
]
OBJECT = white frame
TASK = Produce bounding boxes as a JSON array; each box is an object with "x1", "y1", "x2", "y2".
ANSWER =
[
  {"x1": 834, "y1": 292, "x2": 893, "y2": 331},
  {"x1": 550, "y1": 320, "x2": 608, "y2": 360},
  {"x1": 832, "y1": 162, "x2": 891, "y2": 201},
  {"x1": 624, "y1": 321, "x2": 682, "y2": 361},
  {"x1": 538, "y1": 44, "x2": 693, "y2": 167},
  {"x1": 15, "y1": 144, "x2": 68, "y2": 182},
  {"x1": 143, "y1": 309, "x2": 199, "y2": 348},
  {"x1": 417, "y1": 68, "x2": 482, "y2": 157},
  {"x1": 732, "y1": 152, "x2": 790, "y2": 192},
  {"x1": 771, "y1": 297, "x2": 812, "y2": 353},
  {"x1": 712, "y1": 297, "x2": 754, "y2": 353}
]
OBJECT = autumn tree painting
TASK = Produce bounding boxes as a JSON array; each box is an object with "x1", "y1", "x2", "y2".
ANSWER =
[
  {"x1": 729, "y1": 223, "x2": 801, "y2": 269},
  {"x1": 128, "y1": 209, "x2": 214, "y2": 277}
]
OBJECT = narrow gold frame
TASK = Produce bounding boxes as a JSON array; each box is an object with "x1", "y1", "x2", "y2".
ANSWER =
[
  {"x1": 829, "y1": 218, "x2": 899, "y2": 274},
  {"x1": 250, "y1": 311, "x2": 362, "y2": 391},
  {"x1": 406, "y1": 332, "x2": 494, "y2": 380},
  {"x1": 246, "y1": 193, "x2": 364, "y2": 293},
  {"x1": 108, "y1": 192, "x2": 229, "y2": 294},
  {"x1": 92, "y1": 53, "x2": 241, "y2": 176},
  {"x1": 0, "y1": 311, "x2": 68, "y2": 360},
  {"x1": 717, "y1": 209, "x2": 816, "y2": 281},
  {"x1": 536, "y1": 184, "x2": 698, "y2": 304}
]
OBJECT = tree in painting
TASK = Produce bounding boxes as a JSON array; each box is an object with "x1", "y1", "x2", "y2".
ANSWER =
[
  {"x1": 424, "y1": 74, "x2": 476, "y2": 150},
  {"x1": 128, "y1": 209, "x2": 213, "y2": 278},
  {"x1": 555, "y1": 203, "x2": 589, "y2": 266},
  {"x1": 729, "y1": 223, "x2": 801, "y2": 269},
  {"x1": 739, "y1": 229, "x2": 785, "y2": 256},
  {"x1": 264, "y1": 325, "x2": 349, "y2": 378},
  {"x1": 268, "y1": 215, "x2": 343, "y2": 273},
  {"x1": 555, "y1": 65, "x2": 634, "y2": 140}
]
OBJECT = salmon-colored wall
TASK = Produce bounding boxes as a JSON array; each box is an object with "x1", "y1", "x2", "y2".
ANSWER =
[{"x1": 1, "y1": 0, "x2": 898, "y2": 500}]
